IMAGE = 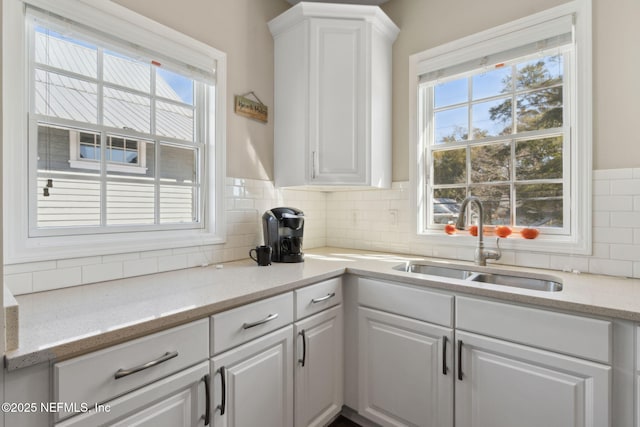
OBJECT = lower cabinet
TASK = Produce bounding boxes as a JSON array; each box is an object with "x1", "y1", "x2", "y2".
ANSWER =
[
  {"x1": 294, "y1": 305, "x2": 343, "y2": 427},
  {"x1": 53, "y1": 319, "x2": 210, "y2": 427},
  {"x1": 210, "y1": 325, "x2": 294, "y2": 427},
  {"x1": 56, "y1": 362, "x2": 210, "y2": 427},
  {"x1": 208, "y1": 280, "x2": 343, "y2": 427},
  {"x1": 5, "y1": 275, "x2": 629, "y2": 427},
  {"x1": 636, "y1": 326, "x2": 640, "y2": 427},
  {"x1": 353, "y1": 278, "x2": 614, "y2": 427},
  {"x1": 358, "y1": 307, "x2": 454, "y2": 427},
  {"x1": 455, "y1": 331, "x2": 610, "y2": 427}
]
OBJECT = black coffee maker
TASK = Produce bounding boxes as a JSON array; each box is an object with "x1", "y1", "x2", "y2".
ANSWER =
[{"x1": 262, "y1": 207, "x2": 305, "y2": 263}]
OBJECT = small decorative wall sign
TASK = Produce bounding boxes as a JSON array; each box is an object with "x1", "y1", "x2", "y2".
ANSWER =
[{"x1": 234, "y1": 91, "x2": 268, "y2": 123}]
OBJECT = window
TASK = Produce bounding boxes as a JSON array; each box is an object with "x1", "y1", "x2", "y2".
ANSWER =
[
  {"x1": 4, "y1": 0, "x2": 227, "y2": 263},
  {"x1": 69, "y1": 131, "x2": 148, "y2": 174},
  {"x1": 428, "y1": 52, "x2": 568, "y2": 231},
  {"x1": 410, "y1": 1, "x2": 592, "y2": 254},
  {"x1": 31, "y1": 16, "x2": 205, "y2": 230}
]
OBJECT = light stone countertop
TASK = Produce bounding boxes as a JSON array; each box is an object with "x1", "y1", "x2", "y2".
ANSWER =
[{"x1": 5, "y1": 247, "x2": 640, "y2": 371}]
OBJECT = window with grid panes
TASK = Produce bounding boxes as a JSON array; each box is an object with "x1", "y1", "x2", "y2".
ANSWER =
[
  {"x1": 411, "y1": 2, "x2": 592, "y2": 254},
  {"x1": 30, "y1": 9, "x2": 210, "y2": 231},
  {"x1": 3, "y1": 0, "x2": 226, "y2": 264},
  {"x1": 425, "y1": 52, "x2": 568, "y2": 232}
]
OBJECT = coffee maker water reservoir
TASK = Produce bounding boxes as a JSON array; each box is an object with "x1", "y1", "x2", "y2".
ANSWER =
[{"x1": 262, "y1": 207, "x2": 305, "y2": 263}]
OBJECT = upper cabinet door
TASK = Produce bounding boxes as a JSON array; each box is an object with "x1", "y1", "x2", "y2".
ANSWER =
[
  {"x1": 308, "y1": 19, "x2": 366, "y2": 185},
  {"x1": 269, "y1": 3, "x2": 398, "y2": 189}
]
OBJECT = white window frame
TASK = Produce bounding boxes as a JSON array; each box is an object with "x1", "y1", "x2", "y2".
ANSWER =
[
  {"x1": 3, "y1": 0, "x2": 227, "y2": 263},
  {"x1": 409, "y1": 0, "x2": 592, "y2": 255}
]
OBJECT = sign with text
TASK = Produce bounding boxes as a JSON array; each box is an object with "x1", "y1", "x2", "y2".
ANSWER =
[{"x1": 234, "y1": 94, "x2": 268, "y2": 123}]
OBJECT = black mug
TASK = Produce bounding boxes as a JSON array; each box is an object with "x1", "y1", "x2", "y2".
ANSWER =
[{"x1": 250, "y1": 245, "x2": 272, "y2": 266}]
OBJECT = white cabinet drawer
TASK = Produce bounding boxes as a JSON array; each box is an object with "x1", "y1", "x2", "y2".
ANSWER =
[
  {"x1": 54, "y1": 319, "x2": 209, "y2": 420},
  {"x1": 357, "y1": 277, "x2": 453, "y2": 327},
  {"x1": 211, "y1": 292, "x2": 294, "y2": 355},
  {"x1": 295, "y1": 277, "x2": 342, "y2": 320},
  {"x1": 456, "y1": 296, "x2": 612, "y2": 363},
  {"x1": 55, "y1": 361, "x2": 209, "y2": 427}
]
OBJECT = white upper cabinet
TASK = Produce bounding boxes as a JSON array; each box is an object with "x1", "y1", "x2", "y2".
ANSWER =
[{"x1": 269, "y1": 3, "x2": 399, "y2": 188}]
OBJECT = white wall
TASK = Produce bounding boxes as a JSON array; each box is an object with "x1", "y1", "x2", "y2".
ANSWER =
[
  {"x1": 113, "y1": 0, "x2": 289, "y2": 181},
  {"x1": 381, "y1": 0, "x2": 640, "y2": 181},
  {"x1": 113, "y1": 0, "x2": 640, "y2": 178}
]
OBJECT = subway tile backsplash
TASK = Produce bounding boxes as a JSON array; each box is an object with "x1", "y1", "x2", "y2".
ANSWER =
[
  {"x1": 326, "y1": 169, "x2": 640, "y2": 279},
  {"x1": 5, "y1": 178, "x2": 328, "y2": 295},
  {"x1": 5, "y1": 169, "x2": 640, "y2": 295}
]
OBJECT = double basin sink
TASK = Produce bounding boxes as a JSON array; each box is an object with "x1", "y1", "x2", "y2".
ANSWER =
[{"x1": 393, "y1": 261, "x2": 562, "y2": 292}]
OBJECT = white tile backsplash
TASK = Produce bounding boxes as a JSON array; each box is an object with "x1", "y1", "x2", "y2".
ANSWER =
[
  {"x1": 325, "y1": 168, "x2": 640, "y2": 279},
  {"x1": 82, "y1": 262, "x2": 124, "y2": 284},
  {"x1": 123, "y1": 257, "x2": 159, "y2": 278},
  {"x1": 6, "y1": 169, "x2": 640, "y2": 295},
  {"x1": 33, "y1": 267, "x2": 82, "y2": 292},
  {"x1": 5, "y1": 177, "x2": 328, "y2": 294}
]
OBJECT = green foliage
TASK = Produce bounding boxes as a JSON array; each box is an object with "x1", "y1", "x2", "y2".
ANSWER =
[
  {"x1": 432, "y1": 55, "x2": 565, "y2": 228},
  {"x1": 490, "y1": 58, "x2": 563, "y2": 131}
]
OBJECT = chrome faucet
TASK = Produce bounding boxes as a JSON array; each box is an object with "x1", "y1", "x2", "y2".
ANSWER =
[{"x1": 455, "y1": 196, "x2": 501, "y2": 266}]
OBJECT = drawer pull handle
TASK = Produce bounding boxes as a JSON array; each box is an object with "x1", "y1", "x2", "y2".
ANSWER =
[
  {"x1": 442, "y1": 336, "x2": 449, "y2": 375},
  {"x1": 203, "y1": 374, "x2": 211, "y2": 425},
  {"x1": 242, "y1": 313, "x2": 279, "y2": 330},
  {"x1": 299, "y1": 329, "x2": 307, "y2": 367},
  {"x1": 311, "y1": 292, "x2": 335, "y2": 304},
  {"x1": 457, "y1": 340, "x2": 464, "y2": 381},
  {"x1": 114, "y1": 351, "x2": 178, "y2": 379},
  {"x1": 217, "y1": 366, "x2": 226, "y2": 415}
]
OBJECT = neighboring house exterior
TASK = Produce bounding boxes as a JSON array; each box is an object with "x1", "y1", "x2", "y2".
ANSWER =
[{"x1": 34, "y1": 29, "x2": 198, "y2": 228}]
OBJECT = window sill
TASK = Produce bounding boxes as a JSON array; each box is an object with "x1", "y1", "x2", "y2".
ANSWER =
[
  {"x1": 7, "y1": 227, "x2": 226, "y2": 264},
  {"x1": 413, "y1": 230, "x2": 591, "y2": 256}
]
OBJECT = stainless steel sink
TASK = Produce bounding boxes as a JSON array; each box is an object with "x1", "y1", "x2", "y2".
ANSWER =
[
  {"x1": 469, "y1": 273, "x2": 563, "y2": 292},
  {"x1": 393, "y1": 261, "x2": 563, "y2": 292},
  {"x1": 393, "y1": 262, "x2": 475, "y2": 280}
]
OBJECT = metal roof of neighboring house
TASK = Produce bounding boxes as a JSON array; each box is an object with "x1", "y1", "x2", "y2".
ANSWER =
[{"x1": 35, "y1": 31, "x2": 194, "y2": 141}]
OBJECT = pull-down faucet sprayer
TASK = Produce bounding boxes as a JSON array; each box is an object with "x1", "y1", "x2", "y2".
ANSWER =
[{"x1": 455, "y1": 196, "x2": 501, "y2": 266}]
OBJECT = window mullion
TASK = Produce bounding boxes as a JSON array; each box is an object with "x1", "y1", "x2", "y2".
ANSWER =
[
  {"x1": 424, "y1": 85, "x2": 433, "y2": 231},
  {"x1": 97, "y1": 47, "x2": 108, "y2": 227},
  {"x1": 510, "y1": 63, "x2": 517, "y2": 226},
  {"x1": 151, "y1": 67, "x2": 161, "y2": 225},
  {"x1": 510, "y1": 138, "x2": 516, "y2": 226},
  {"x1": 466, "y1": 76, "x2": 472, "y2": 201},
  {"x1": 194, "y1": 83, "x2": 204, "y2": 223}
]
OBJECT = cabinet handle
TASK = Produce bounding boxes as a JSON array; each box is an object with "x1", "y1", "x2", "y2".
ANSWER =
[
  {"x1": 114, "y1": 351, "x2": 178, "y2": 379},
  {"x1": 299, "y1": 329, "x2": 307, "y2": 367},
  {"x1": 217, "y1": 366, "x2": 226, "y2": 415},
  {"x1": 242, "y1": 313, "x2": 279, "y2": 329},
  {"x1": 457, "y1": 340, "x2": 464, "y2": 381},
  {"x1": 442, "y1": 336, "x2": 449, "y2": 375},
  {"x1": 312, "y1": 151, "x2": 317, "y2": 179},
  {"x1": 311, "y1": 292, "x2": 335, "y2": 304},
  {"x1": 203, "y1": 374, "x2": 211, "y2": 426}
]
